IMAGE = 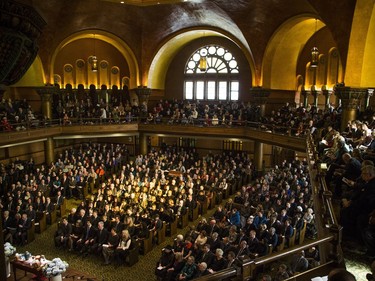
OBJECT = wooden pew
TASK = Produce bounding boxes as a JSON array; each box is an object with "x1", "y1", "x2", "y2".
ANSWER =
[
  {"x1": 289, "y1": 227, "x2": 297, "y2": 247},
  {"x1": 126, "y1": 242, "x2": 139, "y2": 266},
  {"x1": 191, "y1": 206, "x2": 199, "y2": 222},
  {"x1": 157, "y1": 222, "x2": 166, "y2": 245},
  {"x1": 56, "y1": 199, "x2": 66, "y2": 218},
  {"x1": 209, "y1": 192, "x2": 216, "y2": 209},
  {"x1": 276, "y1": 235, "x2": 285, "y2": 252},
  {"x1": 27, "y1": 220, "x2": 35, "y2": 244},
  {"x1": 298, "y1": 220, "x2": 307, "y2": 244},
  {"x1": 138, "y1": 230, "x2": 153, "y2": 255},
  {"x1": 201, "y1": 197, "x2": 208, "y2": 215},
  {"x1": 35, "y1": 212, "x2": 46, "y2": 234},
  {"x1": 166, "y1": 218, "x2": 177, "y2": 237},
  {"x1": 48, "y1": 206, "x2": 57, "y2": 225},
  {"x1": 178, "y1": 211, "x2": 189, "y2": 229}
]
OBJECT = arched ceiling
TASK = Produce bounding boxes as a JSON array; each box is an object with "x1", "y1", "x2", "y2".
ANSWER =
[
  {"x1": 50, "y1": 31, "x2": 140, "y2": 88},
  {"x1": 148, "y1": 29, "x2": 253, "y2": 89},
  {"x1": 263, "y1": 17, "x2": 325, "y2": 90},
  {"x1": 345, "y1": 0, "x2": 375, "y2": 87}
]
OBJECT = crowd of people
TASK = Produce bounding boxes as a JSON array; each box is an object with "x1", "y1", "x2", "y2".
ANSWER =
[{"x1": 2, "y1": 94, "x2": 375, "y2": 280}]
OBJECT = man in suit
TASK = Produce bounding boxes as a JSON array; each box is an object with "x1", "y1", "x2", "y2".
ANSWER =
[
  {"x1": 56, "y1": 190, "x2": 64, "y2": 208},
  {"x1": 76, "y1": 220, "x2": 97, "y2": 256},
  {"x1": 235, "y1": 240, "x2": 250, "y2": 258},
  {"x1": 15, "y1": 213, "x2": 31, "y2": 246},
  {"x1": 151, "y1": 214, "x2": 163, "y2": 245},
  {"x1": 198, "y1": 244, "x2": 215, "y2": 268},
  {"x1": 45, "y1": 197, "x2": 55, "y2": 224},
  {"x1": 3, "y1": 210, "x2": 15, "y2": 243},
  {"x1": 111, "y1": 215, "x2": 123, "y2": 234},
  {"x1": 89, "y1": 221, "x2": 109, "y2": 255},
  {"x1": 55, "y1": 217, "x2": 72, "y2": 249}
]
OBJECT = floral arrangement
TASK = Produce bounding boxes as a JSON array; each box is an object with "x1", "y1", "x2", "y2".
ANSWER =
[
  {"x1": 42, "y1": 258, "x2": 69, "y2": 277},
  {"x1": 4, "y1": 242, "x2": 16, "y2": 257}
]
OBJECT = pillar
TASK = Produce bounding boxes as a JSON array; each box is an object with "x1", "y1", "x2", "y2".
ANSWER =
[
  {"x1": 322, "y1": 90, "x2": 332, "y2": 109},
  {"x1": 139, "y1": 133, "x2": 148, "y2": 155},
  {"x1": 301, "y1": 90, "x2": 308, "y2": 108},
  {"x1": 36, "y1": 86, "x2": 57, "y2": 120},
  {"x1": 45, "y1": 137, "x2": 55, "y2": 165},
  {"x1": 254, "y1": 141, "x2": 264, "y2": 175},
  {"x1": 249, "y1": 87, "x2": 271, "y2": 118},
  {"x1": 134, "y1": 86, "x2": 151, "y2": 106},
  {"x1": 334, "y1": 85, "x2": 367, "y2": 131},
  {"x1": 311, "y1": 90, "x2": 319, "y2": 107}
]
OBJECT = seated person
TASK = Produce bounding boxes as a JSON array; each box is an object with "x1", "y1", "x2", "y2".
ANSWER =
[{"x1": 155, "y1": 245, "x2": 175, "y2": 280}]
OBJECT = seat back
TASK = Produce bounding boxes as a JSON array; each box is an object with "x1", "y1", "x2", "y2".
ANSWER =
[
  {"x1": 298, "y1": 220, "x2": 307, "y2": 244},
  {"x1": 179, "y1": 211, "x2": 189, "y2": 229},
  {"x1": 126, "y1": 242, "x2": 139, "y2": 266},
  {"x1": 138, "y1": 230, "x2": 153, "y2": 255},
  {"x1": 27, "y1": 219, "x2": 35, "y2": 243},
  {"x1": 157, "y1": 222, "x2": 166, "y2": 245},
  {"x1": 35, "y1": 212, "x2": 46, "y2": 234},
  {"x1": 276, "y1": 235, "x2": 285, "y2": 252},
  {"x1": 166, "y1": 218, "x2": 177, "y2": 237},
  {"x1": 289, "y1": 227, "x2": 297, "y2": 247}
]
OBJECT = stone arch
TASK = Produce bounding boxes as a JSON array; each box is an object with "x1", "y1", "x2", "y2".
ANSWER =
[
  {"x1": 147, "y1": 28, "x2": 254, "y2": 90},
  {"x1": 50, "y1": 30, "x2": 139, "y2": 89},
  {"x1": 263, "y1": 16, "x2": 325, "y2": 90}
]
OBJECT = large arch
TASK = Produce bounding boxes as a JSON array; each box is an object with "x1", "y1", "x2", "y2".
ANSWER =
[
  {"x1": 345, "y1": 0, "x2": 375, "y2": 87},
  {"x1": 49, "y1": 30, "x2": 140, "y2": 89},
  {"x1": 147, "y1": 28, "x2": 254, "y2": 90},
  {"x1": 262, "y1": 16, "x2": 325, "y2": 90}
]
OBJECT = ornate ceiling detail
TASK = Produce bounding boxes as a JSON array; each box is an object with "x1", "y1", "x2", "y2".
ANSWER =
[{"x1": 0, "y1": 0, "x2": 46, "y2": 86}]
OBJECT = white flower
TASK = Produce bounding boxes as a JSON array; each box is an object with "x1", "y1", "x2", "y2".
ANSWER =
[
  {"x1": 4, "y1": 243, "x2": 16, "y2": 257},
  {"x1": 43, "y1": 258, "x2": 69, "y2": 277}
]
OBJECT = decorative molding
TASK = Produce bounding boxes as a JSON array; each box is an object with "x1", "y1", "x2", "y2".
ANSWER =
[{"x1": 0, "y1": 0, "x2": 46, "y2": 85}]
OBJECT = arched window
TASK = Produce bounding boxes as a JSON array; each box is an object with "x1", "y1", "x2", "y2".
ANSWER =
[{"x1": 184, "y1": 45, "x2": 239, "y2": 101}]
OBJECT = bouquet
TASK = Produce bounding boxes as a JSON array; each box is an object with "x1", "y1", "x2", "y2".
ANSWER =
[
  {"x1": 42, "y1": 258, "x2": 69, "y2": 277},
  {"x1": 4, "y1": 242, "x2": 16, "y2": 257}
]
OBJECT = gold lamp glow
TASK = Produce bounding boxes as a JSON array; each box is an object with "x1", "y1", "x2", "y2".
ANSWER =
[
  {"x1": 310, "y1": 19, "x2": 319, "y2": 68},
  {"x1": 199, "y1": 48, "x2": 207, "y2": 72},
  {"x1": 91, "y1": 34, "x2": 98, "y2": 72}
]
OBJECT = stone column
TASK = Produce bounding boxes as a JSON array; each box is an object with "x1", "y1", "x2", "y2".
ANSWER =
[
  {"x1": 254, "y1": 141, "x2": 264, "y2": 175},
  {"x1": 139, "y1": 133, "x2": 148, "y2": 155},
  {"x1": 249, "y1": 87, "x2": 271, "y2": 118},
  {"x1": 45, "y1": 137, "x2": 55, "y2": 165},
  {"x1": 322, "y1": 90, "x2": 332, "y2": 109},
  {"x1": 301, "y1": 90, "x2": 309, "y2": 108},
  {"x1": 311, "y1": 90, "x2": 319, "y2": 107},
  {"x1": 334, "y1": 85, "x2": 367, "y2": 131},
  {"x1": 134, "y1": 86, "x2": 151, "y2": 106},
  {"x1": 36, "y1": 86, "x2": 58, "y2": 120},
  {"x1": 134, "y1": 86, "x2": 151, "y2": 121}
]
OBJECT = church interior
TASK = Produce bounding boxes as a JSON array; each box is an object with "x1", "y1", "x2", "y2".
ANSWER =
[{"x1": 1, "y1": 0, "x2": 375, "y2": 280}]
